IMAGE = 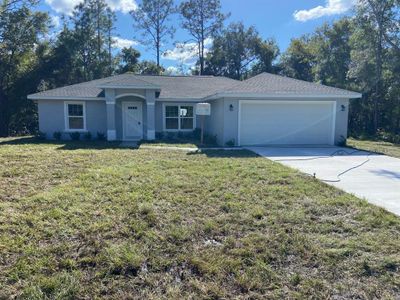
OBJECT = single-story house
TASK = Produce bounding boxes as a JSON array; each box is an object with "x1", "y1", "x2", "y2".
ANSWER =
[{"x1": 27, "y1": 72, "x2": 362, "y2": 146}]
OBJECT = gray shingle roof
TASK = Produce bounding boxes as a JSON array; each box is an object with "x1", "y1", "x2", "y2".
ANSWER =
[
  {"x1": 218, "y1": 73, "x2": 361, "y2": 97},
  {"x1": 98, "y1": 75, "x2": 160, "y2": 89},
  {"x1": 27, "y1": 72, "x2": 361, "y2": 100},
  {"x1": 28, "y1": 73, "x2": 238, "y2": 99}
]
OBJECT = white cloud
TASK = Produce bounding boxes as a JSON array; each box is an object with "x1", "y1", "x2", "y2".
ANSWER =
[
  {"x1": 112, "y1": 37, "x2": 139, "y2": 49},
  {"x1": 165, "y1": 66, "x2": 180, "y2": 75},
  {"x1": 45, "y1": 0, "x2": 137, "y2": 15},
  {"x1": 164, "y1": 65, "x2": 192, "y2": 75},
  {"x1": 294, "y1": 0, "x2": 356, "y2": 22},
  {"x1": 163, "y1": 38, "x2": 213, "y2": 66},
  {"x1": 107, "y1": 0, "x2": 137, "y2": 14},
  {"x1": 45, "y1": 0, "x2": 80, "y2": 15},
  {"x1": 51, "y1": 15, "x2": 61, "y2": 28}
]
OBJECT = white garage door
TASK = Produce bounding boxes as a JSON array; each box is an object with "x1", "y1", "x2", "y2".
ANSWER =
[{"x1": 239, "y1": 101, "x2": 335, "y2": 146}]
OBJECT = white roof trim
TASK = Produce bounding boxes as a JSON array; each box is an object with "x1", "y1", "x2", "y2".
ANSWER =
[
  {"x1": 97, "y1": 85, "x2": 161, "y2": 90},
  {"x1": 157, "y1": 97, "x2": 204, "y2": 102},
  {"x1": 27, "y1": 95, "x2": 106, "y2": 101},
  {"x1": 204, "y1": 92, "x2": 362, "y2": 101}
]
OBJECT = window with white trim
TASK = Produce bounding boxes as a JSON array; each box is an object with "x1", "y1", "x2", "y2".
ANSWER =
[
  {"x1": 164, "y1": 105, "x2": 194, "y2": 130},
  {"x1": 65, "y1": 102, "x2": 86, "y2": 131}
]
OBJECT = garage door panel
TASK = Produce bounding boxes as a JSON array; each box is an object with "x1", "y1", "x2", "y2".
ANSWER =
[{"x1": 239, "y1": 101, "x2": 335, "y2": 146}]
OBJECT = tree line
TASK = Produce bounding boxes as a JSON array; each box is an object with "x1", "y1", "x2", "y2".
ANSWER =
[{"x1": 0, "y1": 0, "x2": 399, "y2": 142}]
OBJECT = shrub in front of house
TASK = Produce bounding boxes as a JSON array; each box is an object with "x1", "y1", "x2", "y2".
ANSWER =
[
  {"x1": 36, "y1": 131, "x2": 47, "y2": 140},
  {"x1": 83, "y1": 132, "x2": 92, "y2": 141},
  {"x1": 338, "y1": 135, "x2": 347, "y2": 147},
  {"x1": 177, "y1": 131, "x2": 185, "y2": 139},
  {"x1": 97, "y1": 132, "x2": 106, "y2": 141},
  {"x1": 225, "y1": 139, "x2": 235, "y2": 147},
  {"x1": 166, "y1": 132, "x2": 176, "y2": 140},
  {"x1": 204, "y1": 134, "x2": 217, "y2": 145},
  {"x1": 193, "y1": 128, "x2": 201, "y2": 140},
  {"x1": 53, "y1": 131, "x2": 62, "y2": 140},
  {"x1": 69, "y1": 132, "x2": 81, "y2": 141},
  {"x1": 155, "y1": 132, "x2": 164, "y2": 140}
]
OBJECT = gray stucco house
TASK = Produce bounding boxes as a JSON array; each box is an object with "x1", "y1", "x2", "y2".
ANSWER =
[{"x1": 27, "y1": 72, "x2": 361, "y2": 146}]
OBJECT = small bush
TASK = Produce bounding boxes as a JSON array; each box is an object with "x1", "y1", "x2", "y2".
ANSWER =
[
  {"x1": 166, "y1": 132, "x2": 176, "y2": 140},
  {"x1": 155, "y1": 132, "x2": 164, "y2": 140},
  {"x1": 193, "y1": 128, "x2": 201, "y2": 140},
  {"x1": 337, "y1": 135, "x2": 347, "y2": 147},
  {"x1": 36, "y1": 131, "x2": 47, "y2": 140},
  {"x1": 83, "y1": 132, "x2": 92, "y2": 141},
  {"x1": 53, "y1": 131, "x2": 62, "y2": 140},
  {"x1": 204, "y1": 134, "x2": 217, "y2": 145},
  {"x1": 97, "y1": 132, "x2": 106, "y2": 141},
  {"x1": 69, "y1": 132, "x2": 80, "y2": 141},
  {"x1": 225, "y1": 139, "x2": 235, "y2": 147}
]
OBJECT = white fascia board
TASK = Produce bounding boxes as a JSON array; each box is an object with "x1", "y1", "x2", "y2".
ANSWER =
[
  {"x1": 157, "y1": 97, "x2": 204, "y2": 102},
  {"x1": 27, "y1": 96, "x2": 106, "y2": 101},
  {"x1": 204, "y1": 92, "x2": 362, "y2": 101},
  {"x1": 97, "y1": 85, "x2": 161, "y2": 90}
]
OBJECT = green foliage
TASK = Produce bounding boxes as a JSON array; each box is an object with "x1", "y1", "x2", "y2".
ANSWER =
[
  {"x1": 225, "y1": 139, "x2": 235, "y2": 147},
  {"x1": 1, "y1": 138, "x2": 400, "y2": 298},
  {"x1": 131, "y1": 0, "x2": 176, "y2": 66},
  {"x1": 193, "y1": 128, "x2": 201, "y2": 140},
  {"x1": 204, "y1": 22, "x2": 256, "y2": 79},
  {"x1": 69, "y1": 132, "x2": 80, "y2": 141},
  {"x1": 97, "y1": 131, "x2": 106, "y2": 140},
  {"x1": 2, "y1": 0, "x2": 400, "y2": 141},
  {"x1": 53, "y1": 131, "x2": 62, "y2": 140},
  {"x1": 180, "y1": 0, "x2": 228, "y2": 74},
  {"x1": 204, "y1": 22, "x2": 279, "y2": 79},
  {"x1": 337, "y1": 135, "x2": 347, "y2": 147},
  {"x1": 36, "y1": 131, "x2": 47, "y2": 140},
  {"x1": 277, "y1": 1, "x2": 400, "y2": 138},
  {"x1": 279, "y1": 37, "x2": 314, "y2": 81},
  {"x1": 138, "y1": 60, "x2": 165, "y2": 75},
  {"x1": 204, "y1": 133, "x2": 217, "y2": 145},
  {"x1": 83, "y1": 131, "x2": 92, "y2": 141},
  {"x1": 117, "y1": 47, "x2": 141, "y2": 73},
  {"x1": 0, "y1": 1, "x2": 49, "y2": 136}
]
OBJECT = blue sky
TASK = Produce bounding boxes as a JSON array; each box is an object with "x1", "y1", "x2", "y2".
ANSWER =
[{"x1": 39, "y1": 0, "x2": 356, "y2": 72}]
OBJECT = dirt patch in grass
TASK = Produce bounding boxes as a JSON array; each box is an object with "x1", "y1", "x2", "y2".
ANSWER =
[{"x1": 1, "y1": 137, "x2": 400, "y2": 299}]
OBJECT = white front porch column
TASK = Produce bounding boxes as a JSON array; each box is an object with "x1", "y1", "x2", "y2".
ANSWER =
[
  {"x1": 105, "y1": 89, "x2": 116, "y2": 141},
  {"x1": 145, "y1": 90, "x2": 156, "y2": 140}
]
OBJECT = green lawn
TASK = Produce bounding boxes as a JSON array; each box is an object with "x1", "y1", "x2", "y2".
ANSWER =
[
  {"x1": 1, "y1": 137, "x2": 399, "y2": 299},
  {"x1": 348, "y1": 138, "x2": 400, "y2": 159},
  {"x1": 138, "y1": 138, "x2": 219, "y2": 149}
]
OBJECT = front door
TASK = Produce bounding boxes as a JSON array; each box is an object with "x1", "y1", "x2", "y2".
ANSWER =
[{"x1": 123, "y1": 101, "x2": 143, "y2": 140}]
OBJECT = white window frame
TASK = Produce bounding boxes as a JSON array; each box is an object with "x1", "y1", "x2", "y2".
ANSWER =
[
  {"x1": 64, "y1": 101, "x2": 87, "y2": 132},
  {"x1": 162, "y1": 103, "x2": 196, "y2": 132}
]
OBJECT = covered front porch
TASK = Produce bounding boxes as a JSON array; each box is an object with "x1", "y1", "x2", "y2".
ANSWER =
[{"x1": 105, "y1": 88, "x2": 156, "y2": 142}]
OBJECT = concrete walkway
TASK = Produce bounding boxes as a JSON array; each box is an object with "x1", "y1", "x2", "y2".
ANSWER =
[{"x1": 248, "y1": 146, "x2": 400, "y2": 216}]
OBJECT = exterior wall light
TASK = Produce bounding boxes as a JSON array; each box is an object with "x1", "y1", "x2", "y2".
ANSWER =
[
  {"x1": 229, "y1": 104, "x2": 234, "y2": 111},
  {"x1": 341, "y1": 105, "x2": 346, "y2": 112}
]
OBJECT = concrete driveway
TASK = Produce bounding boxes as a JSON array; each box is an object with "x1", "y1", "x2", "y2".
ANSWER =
[{"x1": 248, "y1": 146, "x2": 400, "y2": 216}]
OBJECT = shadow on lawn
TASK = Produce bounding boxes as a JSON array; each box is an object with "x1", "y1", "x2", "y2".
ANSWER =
[
  {"x1": 0, "y1": 136, "x2": 126, "y2": 150},
  {"x1": 139, "y1": 138, "x2": 219, "y2": 148},
  {"x1": 0, "y1": 137, "x2": 253, "y2": 157},
  {"x1": 186, "y1": 149, "x2": 258, "y2": 158}
]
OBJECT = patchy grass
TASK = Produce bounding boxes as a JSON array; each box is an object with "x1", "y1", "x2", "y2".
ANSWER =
[
  {"x1": 139, "y1": 140, "x2": 199, "y2": 148},
  {"x1": 1, "y1": 137, "x2": 400, "y2": 299},
  {"x1": 139, "y1": 136, "x2": 221, "y2": 149},
  {"x1": 348, "y1": 138, "x2": 400, "y2": 158}
]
